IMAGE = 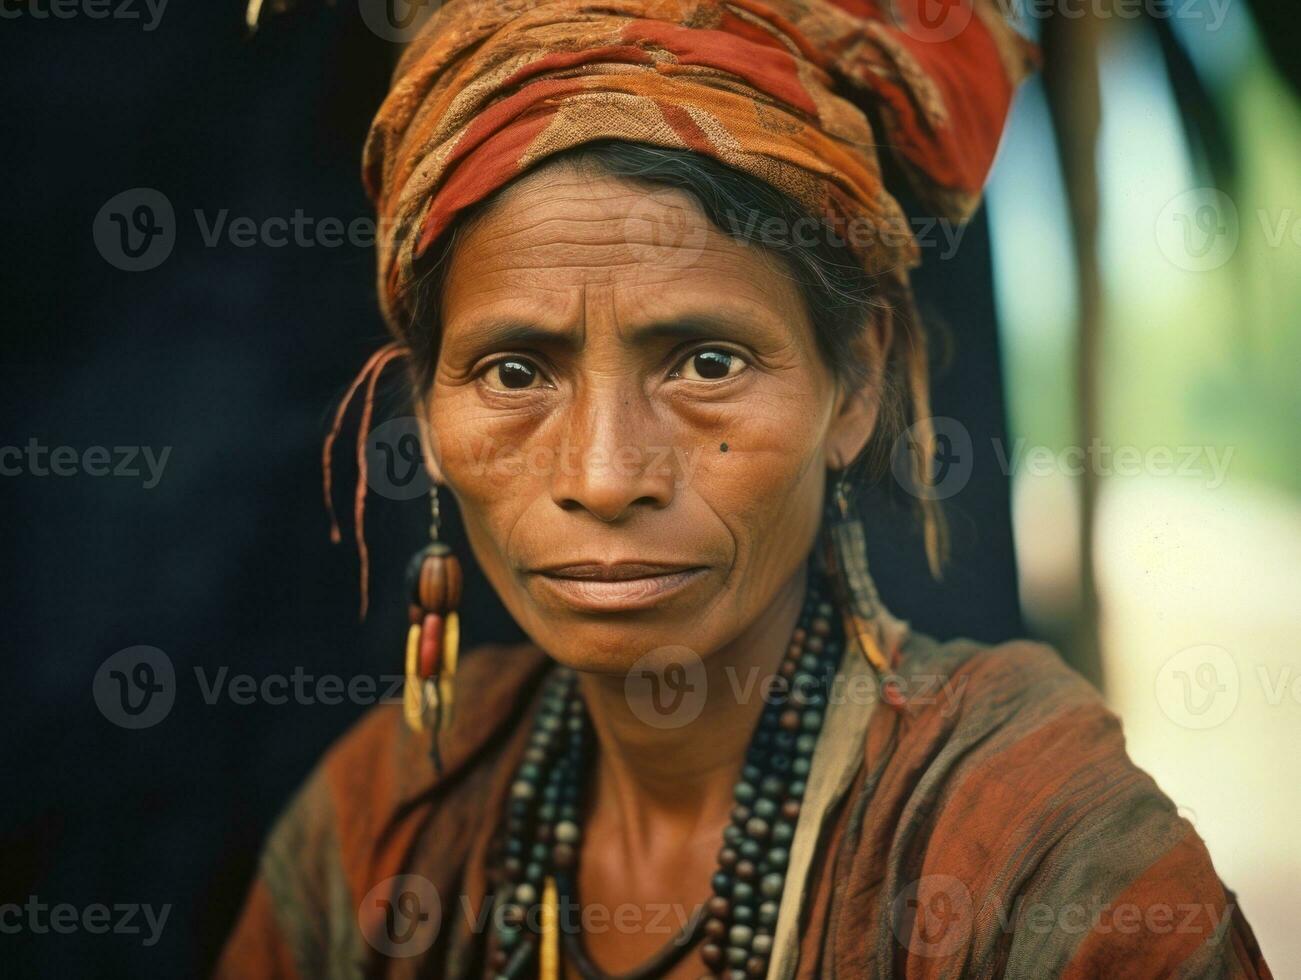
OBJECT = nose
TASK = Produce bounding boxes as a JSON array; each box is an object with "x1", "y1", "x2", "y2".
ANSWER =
[{"x1": 548, "y1": 387, "x2": 676, "y2": 523}]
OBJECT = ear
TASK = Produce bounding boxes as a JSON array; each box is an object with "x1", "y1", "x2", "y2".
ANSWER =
[
  {"x1": 825, "y1": 310, "x2": 892, "y2": 470},
  {"x1": 413, "y1": 393, "x2": 447, "y2": 485}
]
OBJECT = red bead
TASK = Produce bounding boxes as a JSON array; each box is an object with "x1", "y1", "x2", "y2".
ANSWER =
[{"x1": 419, "y1": 613, "x2": 442, "y2": 678}]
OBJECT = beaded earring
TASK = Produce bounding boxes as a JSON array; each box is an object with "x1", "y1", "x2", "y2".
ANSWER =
[
  {"x1": 403, "y1": 486, "x2": 462, "y2": 772},
  {"x1": 824, "y1": 469, "x2": 892, "y2": 676}
]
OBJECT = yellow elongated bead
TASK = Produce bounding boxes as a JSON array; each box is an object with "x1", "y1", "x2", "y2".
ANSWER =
[
  {"x1": 539, "y1": 876, "x2": 559, "y2": 980},
  {"x1": 403, "y1": 623, "x2": 423, "y2": 732},
  {"x1": 438, "y1": 612, "x2": 460, "y2": 731}
]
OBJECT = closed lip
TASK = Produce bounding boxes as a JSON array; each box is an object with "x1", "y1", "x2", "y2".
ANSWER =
[
  {"x1": 533, "y1": 561, "x2": 703, "y2": 581},
  {"x1": 529, "y1": 561, "x2": 708, "y2": 611}
]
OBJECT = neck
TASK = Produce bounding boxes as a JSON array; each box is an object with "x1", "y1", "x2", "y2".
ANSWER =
[{"x1": 576, "y1": 562, "x2": 808, "y2": 846}]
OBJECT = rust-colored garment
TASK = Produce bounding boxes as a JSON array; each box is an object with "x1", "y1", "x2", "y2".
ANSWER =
[
  {"x1": 217, "y1": 630, "x2": 1271, "y2": 978},
  {"x1": 363, "y1": 0, "x2": 1036, "y2": 332}
]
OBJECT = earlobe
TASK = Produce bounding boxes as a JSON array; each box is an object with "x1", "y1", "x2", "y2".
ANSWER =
[{"x1": 825, "y1": 383, "x2": 879, "y2": 471}]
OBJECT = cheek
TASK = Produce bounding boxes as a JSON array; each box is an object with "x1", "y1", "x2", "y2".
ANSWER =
[
  {"x1": 687, "y1": 386, "x2": 830, "y2": 581},
  {"x1": 425, "y1": 387, "x2": 547, "y2": 560}
]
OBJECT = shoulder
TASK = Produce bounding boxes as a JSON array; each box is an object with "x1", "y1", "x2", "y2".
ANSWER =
[
  {"x1": 218, "y1": 640, "x2": 551, "y2": 978},
  {"x1": 855, "y1": 632, "x2": 1268, "y2": 977}
]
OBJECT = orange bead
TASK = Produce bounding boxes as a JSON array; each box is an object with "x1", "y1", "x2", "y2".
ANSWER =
[{"x1": 417, "y1": 547, "x2": 463, "y2": 613}]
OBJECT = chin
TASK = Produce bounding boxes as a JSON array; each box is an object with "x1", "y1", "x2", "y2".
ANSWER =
[{"x1": 532, "y1": 617, "x2": 716, "y2": 675}]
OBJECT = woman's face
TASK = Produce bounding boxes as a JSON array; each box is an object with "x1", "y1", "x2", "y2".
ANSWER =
[{"x1": 422, "y1": 162, "x2": 877, "y2": 672}]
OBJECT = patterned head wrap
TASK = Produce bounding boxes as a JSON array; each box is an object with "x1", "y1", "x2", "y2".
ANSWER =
[
  {"x1": 327, "y1": 0, "x2": 1034, "y2": 614},
  {"x1": 363, "y1": 0, "x2": 1035, "y2": 333}
]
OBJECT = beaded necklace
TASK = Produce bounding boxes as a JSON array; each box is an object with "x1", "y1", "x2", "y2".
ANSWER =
[{"x1": 488, "y1": 570, "x2": 842, "y2": 980}]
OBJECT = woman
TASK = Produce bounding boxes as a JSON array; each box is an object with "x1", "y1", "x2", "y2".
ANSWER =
[{"x1": 220, "y1": 0, "x2": 1270, "y2": 977}]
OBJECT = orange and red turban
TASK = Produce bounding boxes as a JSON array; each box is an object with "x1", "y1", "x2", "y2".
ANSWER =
[{"x1": 363, "y1": 0, "x2": 1035, "y2": 333}]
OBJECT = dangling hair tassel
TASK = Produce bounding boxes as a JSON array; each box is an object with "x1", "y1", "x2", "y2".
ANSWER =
[{"x1": 321, "y1": 342, "x2": 409, "y2": 617}]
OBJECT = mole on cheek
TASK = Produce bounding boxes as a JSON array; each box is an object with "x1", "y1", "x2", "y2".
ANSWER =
[{"x1": 720, "y1": 442, "x2": 728, "y2": 453}]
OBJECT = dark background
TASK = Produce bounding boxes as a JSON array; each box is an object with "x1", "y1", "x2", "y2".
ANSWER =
[{"x1": 0, "y1": 4, "x2": 1020, "y2": 975}]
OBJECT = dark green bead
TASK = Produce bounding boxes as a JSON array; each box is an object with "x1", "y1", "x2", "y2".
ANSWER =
[
  {"x1": 771, "y1": 822, "x2": 794, "y2": 845},
  {"x1": 752, "y1": 798, "x2": 777, "y2": 820},
  {"x1": 727, "y1": 946, "x2": 748, "y2": 967},
  {"x1": 767, "y1": 847, "x2": 789, "y2": 868},
  {"x1": 795, "y1": 734, "x2": 817, "y2": 756},
  {"x1": 801, "y1": 710, "x2": 822, "y2": 731},
  {"x1": 729, "y1": 924, "x2": 754, "y2": 947},
  {"x1": 745, "y1": 817, "x2": 769, "y2": 839},
  {"x1": 792, "y1": 757, "x2": 810, "y2": 777},
  {"x1": 732, "y1": 904, "x2": 754, "y2": 924},
  {"x1": 760, "y1": 775, "x2": 784, "y2": 797},
  {"x1": 734, "y1": 781, "x2": 756, "y2": 804},
  {"x1": 742, "y1": 764, "x2": 761, "y2": 783},
  {"x1": 787, "y1": 780, "x2": 805, "y2": 797},
  {"x1": 739, "y1": 839, "x2": 762, "y2": 861},
  {"x1": 712, "y1": 871, "x2": 732, "y2": 894},
  {"x1": 732, "y1": 881, "x2": 754, "y2": 904},
  {"x1": 757, "y1": 901, "x2": 779, "y2": 926},
  {"x1": 760, "y1": 873, "x2": 784, "y2": 898},
  {"x1": 724, "y1": 825, "x2": 744, "y2": 846}
]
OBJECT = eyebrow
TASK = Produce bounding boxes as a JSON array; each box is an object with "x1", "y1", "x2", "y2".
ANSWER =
[{"x1": 461, "y1": 312, "x2": 763, "y2": 352}]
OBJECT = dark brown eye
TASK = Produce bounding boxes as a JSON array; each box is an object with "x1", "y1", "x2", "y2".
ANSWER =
[
  {"x1": 488, "y1": 358, "x2": 540, "y2": 390},
  {"x1": 678, "y1": 348, "x2": 744, "y2": 382}
]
